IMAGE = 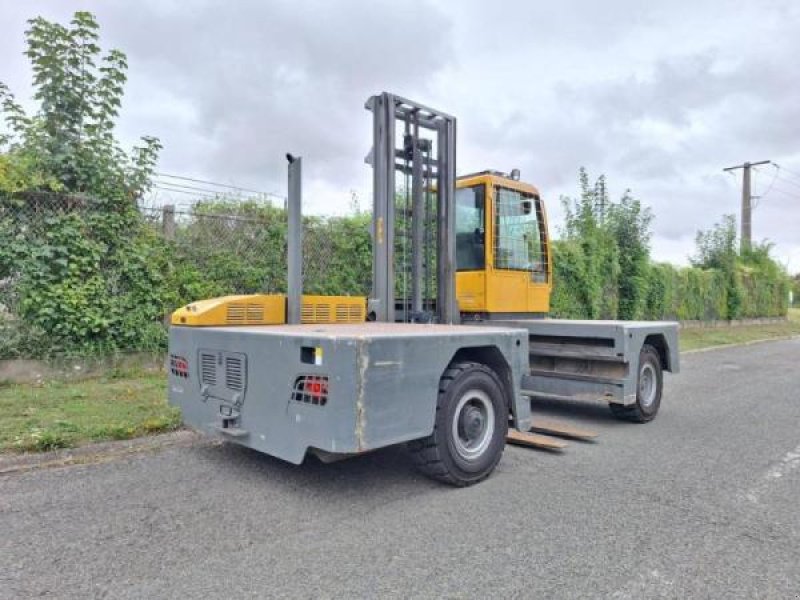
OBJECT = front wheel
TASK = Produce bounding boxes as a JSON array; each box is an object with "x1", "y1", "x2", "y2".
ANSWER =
[
  {"x1": 609, "y1": 344, "x2": 663, "y2": 423},
  {"x1": 407, "y1": 361, "x2": 509, "y2": 486}
]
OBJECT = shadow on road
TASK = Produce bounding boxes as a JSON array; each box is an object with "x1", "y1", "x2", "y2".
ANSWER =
[
  {"x1": 193, "y1": 441, "x2": 445, "y2": 495},
  {"x1": 531, "y1": 396, "x2": 623, "y2": 425},
  {"x1": 189, "y1": 398, "x2": 620, "y2": 494}
]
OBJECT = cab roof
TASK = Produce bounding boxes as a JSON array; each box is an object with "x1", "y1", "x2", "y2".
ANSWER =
[{"x1": 457, "y1": 170, "x2": 540, "y2": 197}]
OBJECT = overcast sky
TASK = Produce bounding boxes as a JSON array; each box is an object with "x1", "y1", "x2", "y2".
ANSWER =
[{"x1": 2, "y1": 0, "x2": 799, "y2": 272}]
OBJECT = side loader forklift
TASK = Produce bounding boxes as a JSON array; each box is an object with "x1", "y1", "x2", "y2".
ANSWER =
[{"x1": 168, "y1": 93, "x2": 678, "y2": 486}]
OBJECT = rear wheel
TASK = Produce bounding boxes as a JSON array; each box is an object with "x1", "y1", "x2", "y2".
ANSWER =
[
  {"x1": 408, "y1": 361, "x2": 509, "y2": 486},
  {"x1": 609, "y1": 344, "x2": 663, "y2": 423}
]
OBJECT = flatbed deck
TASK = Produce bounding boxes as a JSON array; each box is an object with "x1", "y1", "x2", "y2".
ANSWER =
[{"x1": 205, "y1": 322, "x2": 526, "y2": 338}]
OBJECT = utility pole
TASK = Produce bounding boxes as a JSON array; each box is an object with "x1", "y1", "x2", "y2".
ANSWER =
[{"x1": 723, "y1": 159, "x2": 770, "y2": 252}]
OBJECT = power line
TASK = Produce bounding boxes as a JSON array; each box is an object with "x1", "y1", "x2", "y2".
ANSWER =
[
  {"x1": 767, "y1": 185, "x2": 800, "y2": 200},
  {"x1": 773, "y1": 174, "x2": 800, "y2": 191},
  {"x1": 773, "y1": 163, "x2": 800, "y2": 182},
  {"x1": 151, "y1": 182, "x2": 284, "y2": 204},
  {"x1": 151, "y1": 184, "x2": 229, "y2": 201},
  {"x1": 751, "y1": 166, "x2": 776, "y2": 208},
  {"x1": 155, "y1": 171, "x2": 285, "y2": 199},
  {"x1": 153, "y1": 180, "x2": 259, "y2": 197}
]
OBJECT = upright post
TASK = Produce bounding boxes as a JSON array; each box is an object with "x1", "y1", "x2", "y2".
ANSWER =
[
  {"x1": 368, "y1": 93, "x2": 396, "y2": 322},
  {"x1": 286, "y1": 154, "x2": 302, "y2": 325},
  {"x1": 410, "y1": 115, "x2": 424, "y2": 315},
  {"x1": 162, "y1": 204, "x2": 176, "y2": 240},
  {"x1": 723, "y1": 159, "x2": 770, "y2": 253},
  {"x1": 740, "y1": 163, "x2": 752, "y2": 252},
  {"x1": 436, "y1": 115, "x2": 457, "y2": 324}
]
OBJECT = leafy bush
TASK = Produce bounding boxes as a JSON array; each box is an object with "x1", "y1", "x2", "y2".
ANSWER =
[
  {"x1": 551, "y1": 173, "x2": 789, "y2": 322},
  {"x1": 0, "y1": 12, "x2": 165, "y2": 357}
]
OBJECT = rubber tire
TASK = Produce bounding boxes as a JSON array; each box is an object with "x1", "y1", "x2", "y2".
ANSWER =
[
  {"x1": 407, "y1": 361, "x2": 509, "y2": 486},
  {"x1": 609, "y1": 344, "x2": 663, "y2": 423}
]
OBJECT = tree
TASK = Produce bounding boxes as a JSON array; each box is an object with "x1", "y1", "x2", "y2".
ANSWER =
[
  {"x1": 0, "y1": 11, "x2": 166, "y2": 356},
  {"x1": 0, "y1": 11, "x2": 160, "y2": 199},
  {"x1": 606, "y1": 191, "x2": 653, "y2": 319},
  {"x1": 553, "y1": 168, "x2": 620, "y2": 319},
  {"x1": 691, "y1": 215, "x2": 741, "y2": 319}
]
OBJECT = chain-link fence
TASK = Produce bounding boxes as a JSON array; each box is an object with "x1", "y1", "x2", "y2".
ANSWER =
[
  {"x1": 0, "y1": 191, "x2": 372, "y2": 358},
  {"x1": 139, "y1": 202, "x2": 372, "y2": 297}
]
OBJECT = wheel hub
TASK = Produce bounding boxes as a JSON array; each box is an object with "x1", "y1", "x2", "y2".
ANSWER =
[
  {"x1": 451, "y1": 390, "x2": 495, "y2": 461},
  {"x1": 639, "y1": 362, "x2": 657, "y2": 408},
  {"x1": 462, "y1": 407, "x2": 485, "y2": 440}
]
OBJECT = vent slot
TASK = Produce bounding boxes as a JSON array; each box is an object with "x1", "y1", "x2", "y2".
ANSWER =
[
  {"x1": 335, "y1": 305, "x2": 352, "y2": 322},
  {"x1": 302, "y1": 303, "x2": 331, "y2": 324},
  {"x1": 315, "y1": 304, "x2": 331, "y2": 322},
  {"x1": 246, "y1": 304, "x2": 264, "y2": 321},
  {"x1": 226, "y1": 304, "x2": 246, "y2": 323},
  {"x1": 200, "y1": 352, "x2": 217, "y2": 386},
  {"x1": 225, "y1": 356, "x2": 244, "y2": 392}
]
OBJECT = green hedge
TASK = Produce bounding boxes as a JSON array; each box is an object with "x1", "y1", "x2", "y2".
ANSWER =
[
  {"x1": 0, "y1": 197, "x2": 790, "y2": 359},
  {"x1": 552, "y1": 255, "x2": 789, "y2": 321}
]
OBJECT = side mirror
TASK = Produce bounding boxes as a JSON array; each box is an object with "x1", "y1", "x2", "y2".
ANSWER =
[{"x1": 521, "y1": 200, "x2": 532, "y2": 215}]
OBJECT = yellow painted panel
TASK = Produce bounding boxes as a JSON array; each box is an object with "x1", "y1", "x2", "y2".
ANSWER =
[
  {"x1": 528, "y1": 284, "x2": 551, "y2": 313},
  {"x1": 172, "y1": 294, "x2": 367, "y2": 326},
  {"x1": 301, "y1": 295, "x2": 366, "y2": 324},
  {"x1": 171, "y1": 294, "x2": 286, "y2": 326},
  {"x1": 456, "y1": 271, "x2": 486, "y2": 312},
  {"x1": 486, "y1": 270, "x2": 529, "y2": 313}
]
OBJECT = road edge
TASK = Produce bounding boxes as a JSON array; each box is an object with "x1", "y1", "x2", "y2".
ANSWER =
[
  {"x1": 0, "y1": 429, "x2": 213, "y2": 476},
  {"x1": 681, "y1": 334, "x2": 800, "y2": 355}
]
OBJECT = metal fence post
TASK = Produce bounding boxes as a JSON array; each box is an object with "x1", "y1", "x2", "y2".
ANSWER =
[
  {"x1": 287, "y1": 154, "x2": 302, "y2": 325},
  {"x1": 162, "y1": 204, "x2": 176, "y2": 240}
]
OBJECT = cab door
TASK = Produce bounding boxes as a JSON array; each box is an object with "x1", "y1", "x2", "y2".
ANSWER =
[
  {"x1": 454, "y1": 182, "x2": 487, "y2": 313},
  {"x1": 486, "y1": 185, "x2": 551, "y2": 315}
]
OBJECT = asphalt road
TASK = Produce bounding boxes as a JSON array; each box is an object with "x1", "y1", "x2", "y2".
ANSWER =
[{"x1": 2, "y1": 339, "x2": 799, "y2": 599}]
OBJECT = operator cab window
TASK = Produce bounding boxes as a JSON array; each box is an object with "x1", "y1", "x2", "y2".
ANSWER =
[
  {"x1": 494, "y1": 187, "x2": 548, "y2": 281},
  {"x1": 455, "y1": 184, "x2": 486, "y2": 271}
]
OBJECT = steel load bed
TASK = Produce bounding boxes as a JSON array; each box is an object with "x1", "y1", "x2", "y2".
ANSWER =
[
  {"x1": 169, "y1": 323, "x2": 530, "y2": 464},
  {"x1": 168, "y1": 319, "x2": 678, "y2": 464},
  {"x1": 486, "y1": 319, "x2": 679, "y2": 405}
]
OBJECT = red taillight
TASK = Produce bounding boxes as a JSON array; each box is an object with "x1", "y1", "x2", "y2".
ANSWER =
[
  {"x1": 170, "y1": 354, "x2": 190, "y2": 378},
  {"x1": 292, "y1": 376, "x2": 329, "y2": 406}
]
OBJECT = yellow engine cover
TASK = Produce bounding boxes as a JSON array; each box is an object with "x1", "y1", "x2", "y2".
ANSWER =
[
  {"x1": 301, "y1": 295, "x2": 366, "y2": 324},
  {"x1": 171, "y1": 294, "x2": 366, "y2": 326},
  {"x1": 171, "y1": 294, "x2": 287, "y2": 326}
]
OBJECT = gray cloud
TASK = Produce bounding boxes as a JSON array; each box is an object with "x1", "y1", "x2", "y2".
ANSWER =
[{"x1": 1, "y1": 0, "x2": 799, "y2": 270}]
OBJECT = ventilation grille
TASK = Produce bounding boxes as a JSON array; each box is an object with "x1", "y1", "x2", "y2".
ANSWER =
[
  {"x1": 302, "y1": 303, "x2": 331, "y2": 323},
  {"x1": 247, "y1": 304, "x2": 264, "y2": 321},
  {"x1": 335, "y1": 304, "x2": 363, "y2": 323},
  {"x1": 226, "y1": 302, "x2": 269, "y2": 324},
  {"x1": 226, "y1": 304, "x2": 246, "y2": 323},
  {"x1": 198, "y1": 349, "x2": 248, "y2": 404},
  {"x1": 292, "y1": 375, "x2": 329, "y2": 406},
  {"x1": 200, "y1": 352, "x2": 217, "y2": 386},
  {"x1": 225, "y1": 356, "x2": 244, "y2": 392},
  {"x1": 301, "y1": 297, "x2": 365, "y2": 324}
]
